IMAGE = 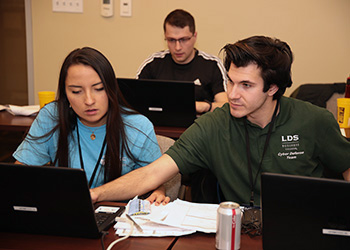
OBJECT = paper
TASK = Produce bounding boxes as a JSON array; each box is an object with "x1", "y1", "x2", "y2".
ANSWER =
[
  {"x1": 148, "y1": 199, "x2": 218, "y2": 233},
  {"x1": 0, "y1": 105, "x2": 7, "y2": 111},
  {"x1": 6, "y1": 105, "x2": 40, "y2": 116},
  {"x1": 114, "y1": 198, "x2": 219, "y2": 237}
]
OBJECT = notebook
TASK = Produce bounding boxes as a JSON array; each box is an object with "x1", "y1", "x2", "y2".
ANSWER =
[
  {"x1": 117, "y1": 78, "x2": 196, "y2": 127},
  {"x1": 0, "y1": 163, "x2": 125, "y2": 238},
  {"x1": 261, "y1": 172, "x2": 350, "y2": 250}
]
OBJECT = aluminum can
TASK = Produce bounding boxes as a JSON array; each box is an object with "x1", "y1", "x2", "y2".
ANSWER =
[{"x1": 216, "y1": 201, "x2": 241, "y2": 250}]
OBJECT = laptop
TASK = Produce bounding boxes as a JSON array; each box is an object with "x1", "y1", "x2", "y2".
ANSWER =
[
  {"x1": 117, "y1": 78, "x2": 196, "y2": 127},
  {"x1": 0, "y1": 163, "x2": 125, "y2": 238},
  {"x1": 261, "y1": 172, "x2": 350, "y2": 250}
]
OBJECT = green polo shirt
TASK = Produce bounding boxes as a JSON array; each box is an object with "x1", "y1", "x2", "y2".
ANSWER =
[{"x1": 166, "y1": 96, "x2": 350, "y2": 206}]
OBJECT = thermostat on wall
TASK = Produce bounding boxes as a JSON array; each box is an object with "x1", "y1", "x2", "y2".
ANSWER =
[{"x1": 101, "y1": 0, "x2": 113, "y2": 17}]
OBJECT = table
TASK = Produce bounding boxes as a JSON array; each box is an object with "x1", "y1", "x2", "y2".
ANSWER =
[
  {"x1": 0, "y1": 110, "x2": 34, "y2": 132},
  {"x1": 0, "y1": 110, "x2": 186, "y2": 138},
  {"x1": 0, "y1": 200, "x2": 263, "y2": 250},
  {"x1": 172, "y1": 232, "x2": 262, "y2": 250},
  {"x1": 0, "y1": 230, "x2": 262, "y2": 250},
  {"x1": 3, "y1": 109, "x2": 350, "y2": 139},
  {"x1": 0, "y1": 231, "x2": 177, "y2": 250},
  {"x1": 0, "y1": 202, "x2": 176, "y2": 250},
  {"x1": 0, "y1": 231, "x2": 176, "y2": 250},
  {"x1": 0, "y1": 229, "x2": 262, "y2": 250},
  {"x1": 154, "y1": 126, "x2": 186, "y2": 139}
]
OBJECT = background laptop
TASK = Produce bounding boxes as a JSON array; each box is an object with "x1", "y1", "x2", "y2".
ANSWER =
[
  {"x1": 0, "y1": 163, "x2": 124, "y2": 238},
  {"x1": 261, "y1": 172, "x2": 350, "y2": 250},
  {"x1": 117, "y1": 78, "x2": 196, "y2": 127}
]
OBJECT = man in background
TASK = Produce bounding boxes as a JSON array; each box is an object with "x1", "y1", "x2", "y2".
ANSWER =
[{"x1": 136, "y1": 9, "x2": 227, "y2": 113}]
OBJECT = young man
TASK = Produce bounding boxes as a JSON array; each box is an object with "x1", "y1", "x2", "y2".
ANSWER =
[
  {"x1": 136, "y1": 9, "x2": 228, "y2": 113},
  {"x1": 92, "y1": 36, "x2": 350, "y2": 206}
]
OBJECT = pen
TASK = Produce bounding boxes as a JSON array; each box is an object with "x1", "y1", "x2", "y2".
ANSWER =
[{"x1": 126, "y1": 213, "x2": 144, "y2": 233}]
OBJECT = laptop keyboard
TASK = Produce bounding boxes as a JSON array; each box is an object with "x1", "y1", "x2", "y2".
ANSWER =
[
  {"x1": 95, "y1": 213, "x2": 113, "y2": 226},
  {"x1": 94, "y1": 206, "x2": 125, "y2": 232}
]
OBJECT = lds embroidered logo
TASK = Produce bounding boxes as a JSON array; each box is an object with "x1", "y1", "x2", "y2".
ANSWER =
[
  {"x1": 281, "y1": 135, "x2": 299, "y2": 142},
  {"x1": 278, "y1": 134, "x2": 304, "y2": 160},
  {"x1": 281, "y1": 134, "x2": 300, "y2": 149}
]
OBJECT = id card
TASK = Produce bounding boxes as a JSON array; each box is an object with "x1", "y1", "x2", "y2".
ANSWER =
[
  {"x1": 95, "y1": 206, "x2": 122, "y2": 214},
  {"x1": 128, "y1": 198, "x2": 151, "y2": 216}
]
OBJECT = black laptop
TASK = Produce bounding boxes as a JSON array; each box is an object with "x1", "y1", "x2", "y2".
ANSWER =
[
  {"x1": 0, "y1": 163, "x2": 125, "y2": 238},
  {"x1": 117, "y1": 78, "x2": 196, "y2": 127},
  {"x1": 261, "y1": 172, "x2": 350, "y2": 250}
]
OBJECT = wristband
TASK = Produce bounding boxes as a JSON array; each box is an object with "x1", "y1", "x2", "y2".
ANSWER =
[{"x1": 204, "y1": 100, "x2": 212, "y2": 112}]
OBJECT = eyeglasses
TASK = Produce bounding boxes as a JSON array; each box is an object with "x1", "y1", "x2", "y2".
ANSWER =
[{"x1": 165, "y1": 36, "x2": 193, "y2": 45}]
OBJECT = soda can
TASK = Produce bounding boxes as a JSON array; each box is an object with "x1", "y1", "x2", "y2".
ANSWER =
[{"x1": 216, "y1": 201, "x2": 241, "y2": 250}]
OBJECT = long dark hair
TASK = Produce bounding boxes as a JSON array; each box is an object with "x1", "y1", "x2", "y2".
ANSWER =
[{"x1": 52, "y1": 47, "x2": 139, "y2": 182}]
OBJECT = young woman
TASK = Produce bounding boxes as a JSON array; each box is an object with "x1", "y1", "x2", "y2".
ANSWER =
[{"x1": 14, "y1": 47, "x2": 169, "y2": 204}]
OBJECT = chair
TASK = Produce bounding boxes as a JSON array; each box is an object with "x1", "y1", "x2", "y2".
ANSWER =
[
  {"x1": 156, "y1": 135, "x2": 181, "y2": 201},
  {"x1": 156, "y1": 136, "x2": 222, "y2": 202},
  {"x1": 290, "y1": 82, "x2": 345, "y2": 119}
]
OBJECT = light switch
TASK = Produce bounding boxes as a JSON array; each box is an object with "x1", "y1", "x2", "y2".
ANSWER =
[
  {"x1": 52, "y1": 0, "x2": 83, "y2": 13},
  {"x1": 120, "y1": 0, "x2": 132, "y2": 17}
]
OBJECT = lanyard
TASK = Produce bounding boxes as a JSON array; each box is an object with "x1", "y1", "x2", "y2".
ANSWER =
[
  {"x1": 244, "y1": 99, "x2": 279, "y2": 206},
  {"x1": 76, "y1": 124, "x2": 107, "y2": 188}
]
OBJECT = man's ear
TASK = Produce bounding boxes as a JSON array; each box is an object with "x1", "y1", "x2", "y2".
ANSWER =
[
  {"x1": 192, "y1": 31, "x2": 198, "y2": 43},
  {"x1": 268, "y1": 84, "x2": 279, "y2": 96}
]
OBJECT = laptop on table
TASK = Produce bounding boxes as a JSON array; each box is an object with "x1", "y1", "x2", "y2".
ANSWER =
[
  {"x1": 0, "y1": 163, "x2": 125, "y2": 238},
  {"x1": 261, "y1": 172, "x2": 350, "y2": 250},
  {"x1": 117, "y1": 78, "x2": 196, "y2": 127}
]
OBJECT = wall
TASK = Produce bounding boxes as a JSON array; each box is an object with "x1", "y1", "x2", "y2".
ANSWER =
[
  {"x1": 31, "y1": 0, "x2": 350, "y2": 104},
  {"x1": 0, "y1": 0, "x2": 28, "y2": 105}
]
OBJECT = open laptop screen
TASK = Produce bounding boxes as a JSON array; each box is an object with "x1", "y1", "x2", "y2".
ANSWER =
[
  {"x1": 0, "y1": 163, "x2": 124, "y2": 238},
  {"x1": 261, "y1": 172, "x2": 350, "y2": 250},
  {"x1": 117, "y1": 78, "x2": 196, "y2": 127}
]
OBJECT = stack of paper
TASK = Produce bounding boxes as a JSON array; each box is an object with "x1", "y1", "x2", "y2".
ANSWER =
[
  {"x1": 1, "y1": 104, "x2": 40, "y2": 116},
  {"x1": 114, "y1": 199, "x2": 219, "y2": 237}
]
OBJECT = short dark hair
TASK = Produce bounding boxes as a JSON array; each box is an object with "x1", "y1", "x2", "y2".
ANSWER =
[
  {"x1": 163, "y1": 9, "x2": 195, "y2": 34},
  {"x1": 222, "y1": 36, "x2": 293, "y2": 99}
]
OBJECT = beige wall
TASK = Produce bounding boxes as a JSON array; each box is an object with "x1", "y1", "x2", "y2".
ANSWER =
[{"x1": 31, "y1": 0, "x2": 350, "y2": 104}]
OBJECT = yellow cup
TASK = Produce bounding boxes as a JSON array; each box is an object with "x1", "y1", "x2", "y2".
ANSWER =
[
  {"x1": 38, "y1": 91, "x2": 56, "y2": 108},
  {"x1": 337, "y1": 98, "x2": 350, "y2": 128}
]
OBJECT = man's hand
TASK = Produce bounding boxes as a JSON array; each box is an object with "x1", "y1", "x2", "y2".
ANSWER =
[
  {"x1": 195, "y1": 92, "x2": 228, "y2": 113},
  {"x1": 87, "y1": 155, "x2": 179, "y2": 203},
  {"x1": 343, "y1": 168, "x2": 350, "y2": 181},
  {"x1": 196, "y1": 101, "x2": 211, "y2": 113},
  {"x1": 90, "y1": 189, "x2": 99, "y2": 204},
  {"x1": 146, "y1": 186, "x2": 170, "y2": 206}
]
